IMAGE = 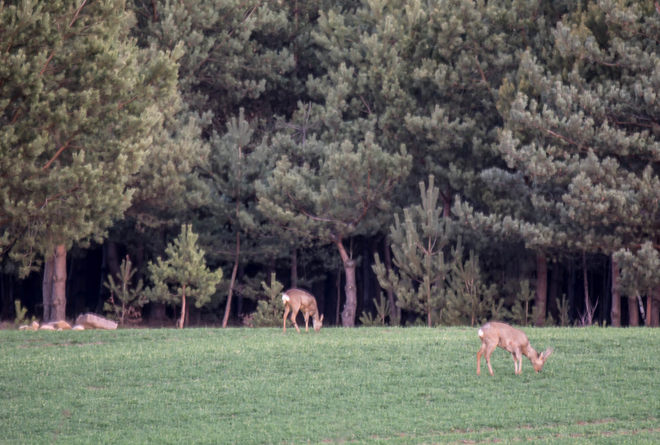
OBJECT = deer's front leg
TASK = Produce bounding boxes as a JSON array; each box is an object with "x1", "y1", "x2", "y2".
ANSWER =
[
  {"x1": 512, "y1": 350, "x2": 522, "y2": 374},
  {"x1": 303, "y1": 312, "x2": 310, "y2": 332}
]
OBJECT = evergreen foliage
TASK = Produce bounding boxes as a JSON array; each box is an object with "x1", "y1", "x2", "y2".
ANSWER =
[
  {"x1": 0, "y1": 0, "x2": 179, "y2": 273},
  {"x1": 2, "y1": 0, "x2": 659, "y2": 327},
  {"x1": 252, "y1": 272, "x2": 285, "y2": 328},
  {"x1": 258, "y1": 131, "x2": 411, "y2": 326},
  {"x1": 614, "y1": 242, "x2": 660, "y2": 326},
  {"x1": 444, "y1": 247, "x2": 499, "y2": 326},
  {"x1": 358, "y1": 293, "x2": 391, "y2": 326},
  {"x1": 103, "y1": 255, "x2": 147, "y2": 325},
  {"x1": 147, "y1": 224, "x2": 223, "y2": 328},
  {"x1": 511, "y1": 279, "x2": 535, "y2": 326},
  {"x1": 373, "y1": 176, "x2": 451, "y2": 327}
]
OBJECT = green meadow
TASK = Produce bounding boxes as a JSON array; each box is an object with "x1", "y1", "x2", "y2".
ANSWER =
[{"x1": 1, "y1": 327, "x2": 658, "y2": 444}]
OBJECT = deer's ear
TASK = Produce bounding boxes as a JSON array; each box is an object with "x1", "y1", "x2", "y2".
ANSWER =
[
  {"x1": 320, "y1": 314, "x2": 324, "y2": 322},
  {"x1": 542, "y1": 348, "x2": 553, "y2": 360}
]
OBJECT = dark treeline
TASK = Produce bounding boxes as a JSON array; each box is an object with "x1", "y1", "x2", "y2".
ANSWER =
[{"x1": 1, "y1": 0, "x2": 658, "y2": 328}]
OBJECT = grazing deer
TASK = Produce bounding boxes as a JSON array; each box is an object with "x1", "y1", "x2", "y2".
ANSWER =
[
  {"x1": 477, "y1": 321, "x2": 553, "y2": 376},
  {"x1": 282, "y1": 288, "x2": 324, "y2": 333}
]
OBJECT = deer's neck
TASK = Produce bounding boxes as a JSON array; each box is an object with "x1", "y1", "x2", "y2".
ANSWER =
[{"x1": 522, "y1": 344, "x2": 539, "y2": 361}]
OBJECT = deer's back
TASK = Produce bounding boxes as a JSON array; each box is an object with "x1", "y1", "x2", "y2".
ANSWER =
[
  {"x1": 480, "y1": 321, "x2": 529, "y2": 351},
  {"x1": 283, "y1": 288, "x2": 317, "y2": 311}
]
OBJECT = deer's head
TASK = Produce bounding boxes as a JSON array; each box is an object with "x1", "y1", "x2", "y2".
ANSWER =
[
  {"x1": 312, "y1": 314, "x2": 324, "y2": 332},
  {"x1": 532, "y1": 348, "x2": 554, "y2": 372}
]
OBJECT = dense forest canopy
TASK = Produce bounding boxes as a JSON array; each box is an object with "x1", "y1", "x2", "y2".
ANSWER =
[{"x1": 1, "y1": 0, "x2": 658, "y2": 327}]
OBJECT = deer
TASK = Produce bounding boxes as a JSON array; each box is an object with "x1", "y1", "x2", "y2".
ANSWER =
[
  {"x1": 282, "y1": 288, "x2": 324, "y2": 333},
  {"x1": 477, "y1": 321, "x2": 553, "y2": 376}
]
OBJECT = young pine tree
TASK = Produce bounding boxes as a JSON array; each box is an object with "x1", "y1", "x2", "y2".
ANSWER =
[
  {"x1": 252, "y1": 273, "x2": 285, "y2": 328},
  {"x1": 147, "y1": 225, "x2": 223, "y2": 328},
  {"x1": 373, "y1": 176, "x2": 451, "y2": 327}
]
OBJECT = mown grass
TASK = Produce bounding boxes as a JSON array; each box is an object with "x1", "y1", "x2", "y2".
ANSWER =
[{"x1": 0, "y1": 326, "x2": 658, "y2": 444}]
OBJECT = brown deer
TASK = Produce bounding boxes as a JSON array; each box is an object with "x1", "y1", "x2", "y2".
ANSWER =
[
  {"x1": 282, "y1": 288, "x2": 324, "y2": 333},
  {"x1": 477, "y1": 321, "x2": 553, "y2": 376}
]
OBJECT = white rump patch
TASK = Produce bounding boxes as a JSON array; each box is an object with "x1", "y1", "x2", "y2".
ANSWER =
[
  {"x1": 282, "y1": 293, "x2": 290, "y2": 303},
  {"x1": 478, "y1": 328, "x2": 484, "y2": 338}
]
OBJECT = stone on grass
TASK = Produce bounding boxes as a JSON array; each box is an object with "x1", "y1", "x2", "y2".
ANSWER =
[{"x1": 75, "y1": 313, "x2": 118, "y2": 330}]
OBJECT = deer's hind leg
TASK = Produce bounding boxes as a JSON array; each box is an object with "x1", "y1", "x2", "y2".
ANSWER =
[
  {"x1": 484, "y1": 343, "x2": 497, "y2": 376},
  {"x1": 477, "y1": 343, "x2": 487, "y2": 375},
  {"x1": 283, "y1": 305, "x2": 290, "y2": 333},
  {"x1": 290, "y1": 309, "x2": 301, "y2": 333}
]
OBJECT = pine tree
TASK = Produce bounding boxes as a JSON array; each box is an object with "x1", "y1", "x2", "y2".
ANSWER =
[
  {"x1": 131, "y1": 0, "x2": 297, "y2": 122},
  {"x1": 147, "y1": 224, "x2": 223, "y2": 328},
  {"x1": 0, "y1": 1, "x2": 179, "y2": 321},
  {"x1": 196, "y1": 110, "x2": 278, "y2": 327},
  {"x1": 444, "y1": 247, "x2": 498, "y2": 326},
  {"x1": 373, "y1": 176, "x2": 451, "y2": 326},
  {"x1": 303, "y1": 0, "x2": 569, "y2": 326},
  {"x1": 258, "y1": 132, "x2": 411, "y2": 327},
  {"x1": 252, "y1": 272, "x2": 285, "y2": 328},
  {"x1": 103, "y1": 255, "x2": 147, "y2": 326},
  {"x1": 456, "y1": 1, "x2": 660, "y2": 326},
  {"x1": 614, "y1": 242, "x2": 660, "y2": 327}
]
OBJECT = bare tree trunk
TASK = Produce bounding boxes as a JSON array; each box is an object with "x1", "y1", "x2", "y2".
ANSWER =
[
  {"x1": 646, "y1": 290, "x2": 653, "y2": 327},
  {"x1": 43, "y1": 251, "x2": 55, "y2": 321},
  {"x1": 651, "y1": 285, "x2": 659, "y2": 327},
  {"x1": 628, "y1": 296, "x2": 639, "y2": 326},
  {"x1": 50, "y1": 244, "x2": 67, "y2": 322},
  {"x1": 178, "y1": 287, "x2": 186, "y2": 329},
  {"x1": 582, "y1": 252, "x2": 592, "y2": 325},
  {"x1": 534, "y1": 252, "x2": 547, "y2": 326},
  {"x1": 335, "y1": 238, "x2": 357, "y2": 327},
  {"x1": 610, "y1": 255, "x2": 621, "y2": 327},
  {"x1": 441, "y1": 189, "x2": 451, "y2": 218},
  {"x1": 176, "y1": 286, "x2": 186, "y2": 329},
  {"x1": 335, "y1": 267, "x2": 341, "y2": 326},
  {"x1": 222, "y1": 231, "x2": 240, "y2": 328}
]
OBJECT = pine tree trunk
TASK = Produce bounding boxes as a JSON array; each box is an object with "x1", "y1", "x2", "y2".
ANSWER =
[
  {"x1": 610, "y1": 256, "x2": 621, "y2": 327},
  {"x1": 582, "y1": 252, "x2": 592, "y2": 326},
  {"x1": 222, "y1": 231, "x2": 240, "y2": 328},
  {"x1": 335, "y1": 238, "x2": 357, "y2": 327},
  {"x1": 178, "y1": 287, "x2": 186, "y2": 329},
  {"x1": 651, "y1": 286, "x2": 659, "y2": 327},
  {"x1": 628, "y1": 296, "x2": 639, "y2": 326},
  {"x1": 534, "y1": 252, "x2": 547, "y2": 326},
  {"x1": 42, "y1": 251, "x2": 54, "y2": 321},
  {"x1": 50, "y1": 244, "x2": 67, "y2": 322},
  {"x1": 646, "y1": 292, "x2": 652, "y2": 327},
  {"x1": 335, "y1": 267, "x2": 341, "y2": 326}
]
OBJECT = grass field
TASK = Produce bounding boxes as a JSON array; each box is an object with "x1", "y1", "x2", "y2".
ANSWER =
[{"x1": 1, "y1": 326, "x2": 658, "y2": 444}]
